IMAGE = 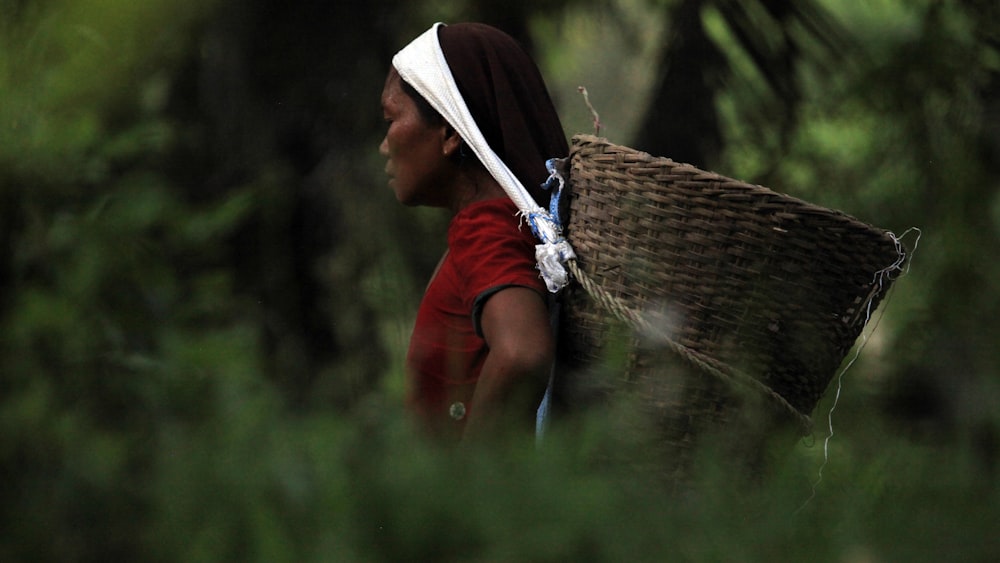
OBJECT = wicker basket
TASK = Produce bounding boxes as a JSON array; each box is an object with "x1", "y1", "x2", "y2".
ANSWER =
[{"x1": 554, "y1": 135, "x2": 904, "y2": 483}]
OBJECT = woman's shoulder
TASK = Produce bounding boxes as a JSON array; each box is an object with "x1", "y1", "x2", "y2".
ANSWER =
[
  {"x1": 448, "y1": 197, "x2": 538, "y2": 255},
  {"x1": 447, "y1": 197, "x2": 544, "y2": 296},
  {"x1": 455, "y1": 196, "x2": 520, "y2": 217},
  {"x1": 450, "y1": 197, "x2": 525, "y2": 235}
]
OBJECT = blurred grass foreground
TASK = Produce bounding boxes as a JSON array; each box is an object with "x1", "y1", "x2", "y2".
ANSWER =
[{"x1": 2, "y1": 0, "x2": 1000, "y2": 561}]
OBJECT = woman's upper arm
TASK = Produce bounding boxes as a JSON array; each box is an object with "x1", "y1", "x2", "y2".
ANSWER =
[{"x1": 478, "y1": 286, "x2": 554, "y2": 371}]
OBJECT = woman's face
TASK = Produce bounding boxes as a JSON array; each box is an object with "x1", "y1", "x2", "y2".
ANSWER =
[{"x1": 379, "y1": 70, "x2": 454, "y2": 207}]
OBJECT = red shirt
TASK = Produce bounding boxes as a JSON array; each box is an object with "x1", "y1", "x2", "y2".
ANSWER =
[{"x1": 405, "y1": 198, "x2": 546, "y2": 436}]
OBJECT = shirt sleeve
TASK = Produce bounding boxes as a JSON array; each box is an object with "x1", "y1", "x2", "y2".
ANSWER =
[{"x1": 448, "y1": 199, "x2": 546, "y2": 336}]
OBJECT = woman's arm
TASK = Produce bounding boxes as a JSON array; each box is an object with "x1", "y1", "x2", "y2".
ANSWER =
[{"x1": 463, "y1": 286, "x2": 554, "y2": 440}]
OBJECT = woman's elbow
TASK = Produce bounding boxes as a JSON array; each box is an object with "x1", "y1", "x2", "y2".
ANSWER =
[{"x1": 491, "y1": 337, "x2": 554, "y2": 383}]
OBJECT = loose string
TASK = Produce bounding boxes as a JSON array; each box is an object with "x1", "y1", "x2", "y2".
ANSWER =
[{"x1": 795, "y1": 227, "x2": 922, "y2": 515}]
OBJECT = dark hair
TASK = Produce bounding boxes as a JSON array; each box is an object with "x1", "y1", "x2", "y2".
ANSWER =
[{"x1": 399, "y1": 78, "x2": 443, "y2": 125}]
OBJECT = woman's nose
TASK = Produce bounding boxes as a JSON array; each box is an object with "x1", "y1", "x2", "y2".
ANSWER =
[{"x1": 379, "y1": 136, "x2": 389, "y2": 157}]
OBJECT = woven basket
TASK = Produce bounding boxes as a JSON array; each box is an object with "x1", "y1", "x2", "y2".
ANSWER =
[{"x1": 554, "y1": 135, "x2": 904, "y2": 483}]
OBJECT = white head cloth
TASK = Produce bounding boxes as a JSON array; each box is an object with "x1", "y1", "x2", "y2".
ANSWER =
[{"x1": 392, "y1": 22, "x2": 575, "y2": 293}]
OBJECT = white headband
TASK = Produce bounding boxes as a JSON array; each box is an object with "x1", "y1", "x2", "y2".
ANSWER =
[{"x1": 392, "y1": 23, "x2": 575, "y2": 292}]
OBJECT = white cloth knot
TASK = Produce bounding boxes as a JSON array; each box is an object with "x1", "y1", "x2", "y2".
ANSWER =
[{"x1": 536, "y1": 240, "x2": 576, "y2": 292}]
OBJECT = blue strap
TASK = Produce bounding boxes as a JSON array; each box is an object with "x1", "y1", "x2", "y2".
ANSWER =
[
  {"x1": 541, "y1": 158, "x2": 566, "y2": 229},
  {"x1": 535, "y1": 159, "x2": 568, "y2": 443}
]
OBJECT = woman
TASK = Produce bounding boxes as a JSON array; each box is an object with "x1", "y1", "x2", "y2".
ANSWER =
[{"x1": 380, "y1": 22, "x2": 569, "y2": 442}]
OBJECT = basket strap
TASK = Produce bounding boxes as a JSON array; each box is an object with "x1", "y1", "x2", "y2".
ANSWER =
[{"x1": 565, "y1": 259, "x2": 814, "y2": 434}]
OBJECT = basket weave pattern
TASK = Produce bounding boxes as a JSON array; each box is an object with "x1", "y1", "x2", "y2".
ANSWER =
[{"x1": 558, "y1": 135, "x2": 902, "y2": 427}]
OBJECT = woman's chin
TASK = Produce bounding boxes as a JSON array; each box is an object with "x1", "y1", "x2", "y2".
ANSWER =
[
  {"x1": 388, "y1": 180, "x2": 407, "y2": 203},
  {"x1": 393, "y1": 189, "x2": 419, "y2": 207}
]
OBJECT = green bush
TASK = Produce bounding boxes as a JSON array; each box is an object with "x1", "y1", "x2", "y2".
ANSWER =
[{"x1": 2, "y1": 1, "x2": 998, "y2": 561}]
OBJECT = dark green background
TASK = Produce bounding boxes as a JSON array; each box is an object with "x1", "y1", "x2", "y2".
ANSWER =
[{"x1": 2, "y1": 0, "x2": 998, "y2": 560}]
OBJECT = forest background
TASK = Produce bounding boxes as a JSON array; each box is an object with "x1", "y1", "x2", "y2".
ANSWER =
[{"x1": 2, "y1": 0, "x2": 998, "y2": 560}]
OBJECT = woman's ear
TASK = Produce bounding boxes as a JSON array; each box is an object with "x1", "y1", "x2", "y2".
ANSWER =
[{"x1": 442, "y1": 125, "x2": 463, "y2": 157}]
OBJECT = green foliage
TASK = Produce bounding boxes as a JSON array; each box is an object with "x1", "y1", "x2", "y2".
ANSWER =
[{"x1": 1, "y1": 0, "x2": 998, "y2": 561}]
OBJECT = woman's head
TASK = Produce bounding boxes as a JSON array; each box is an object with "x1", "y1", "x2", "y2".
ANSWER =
[{"x1": 385, "y1": 23, "x2": 568, "y2": 207}]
